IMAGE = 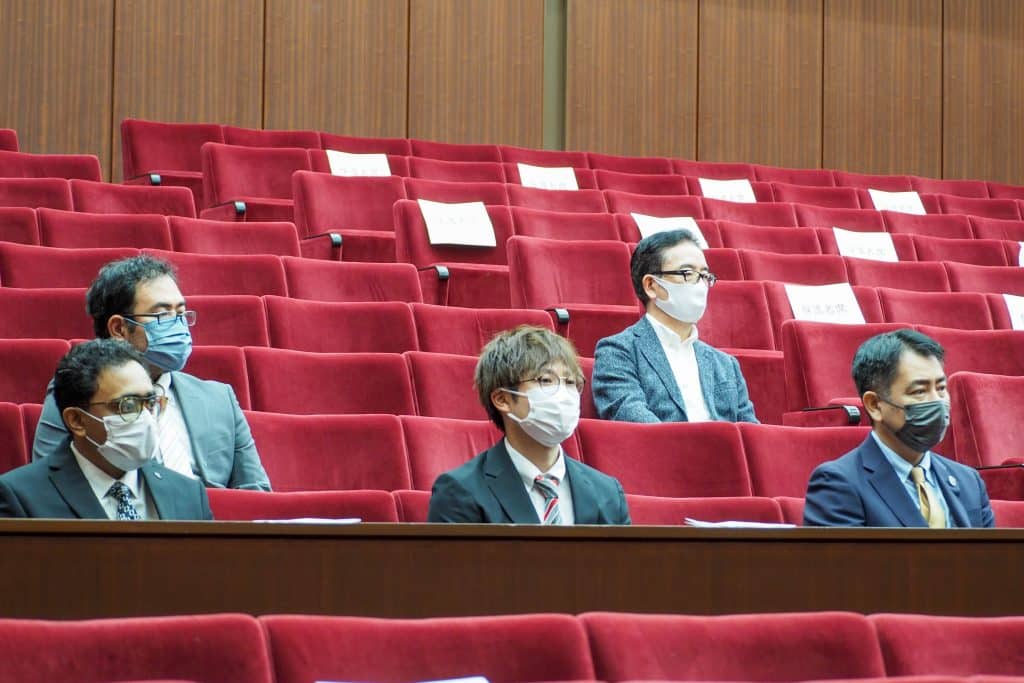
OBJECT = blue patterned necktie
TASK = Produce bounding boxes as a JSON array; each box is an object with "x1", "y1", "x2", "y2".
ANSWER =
[
  {"x1": 107, "y1": 481, "x2": 141, "y2": 521},
  {"x1": 534, "y1": 474, "x2": 562, "y2": 525}
]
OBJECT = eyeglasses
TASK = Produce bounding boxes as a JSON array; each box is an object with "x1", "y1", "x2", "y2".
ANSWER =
[
  {"x1": 514, "y1": 372, "x2": 585, "y2": 396},
  {"x1": 123, "y1": 310, "x2": 197, "y2": 328},
  {"x1": 651, "y1": 269, "x2": 717, "y2": 287},
  {"x1": 86, "y1": 385, "x2": 167, "y2": 423}
]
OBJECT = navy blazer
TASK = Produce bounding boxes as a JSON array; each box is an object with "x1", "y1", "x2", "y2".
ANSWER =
[
  {"x1": 803, "y1": 435, "x2": 995, "y2": 528},
  {"x1": 592, "y1": 316, "x2": 758, "y2": 423},
  {"x1": 0, "y1": 447, "x2": 213, "y2": 520},
  {"x1": 427, "y1": 440, "x2": 631, "y2": 525}
]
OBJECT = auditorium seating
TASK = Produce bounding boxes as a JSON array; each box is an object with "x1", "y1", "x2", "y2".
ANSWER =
[
  {"x1": 507, "y1": 185, "x2": 607, "y2": 213},
  {"x1": 168, "y1": 216, "x2": 302, "y2": 257},
  {"x1": 282, "y1": 257, "x2": 423, "y2": 302},
  {"x1": 264, "y1": 296, "x2": 418, "y2": 353},
  {"x1": 184, "y1": 346, "x2": 251, "y2": 409},
  {"x1": 411, "y1": 303, "x2": 554, "y2": 355},
  {"x1": 846, "y1": 259, "x2": 951, "y2": 292},
  {"x1": 988, "y1": 181, "x2": 1024, "y2": 201},
  {"x1": 775, "y1": 495, "x2": 805, "y2": 524},
  {"x1": 876, "y1": 288, "x2": 995, "y2": 330},
  {"x1": 408, "y1": 157, "x2": 506, "y2": 183},
  {"x1": 499, "y1": 144, "x2": 588, "y2": 167},
  {"x1": 771, "y1": 182, "x2": 861, "y2": 208},
  {"x1": 0, "y1": 206, "x2": 39, "y2": 244},
  {"x1": 674, "y1": 159, "x2": 755, "y2": 179},
  {"x1": 0, "y1": 242, "x2": 138, "y2": 288},
  {"x1": 142, "y1": 249, "x2": 287, "y2": 296},
  {"x1": 939, "y1": 195, "x2": 1021, "y2": 220},
  {"x1": 69, "y1": 179, "x2": 196, "y2": 217},
  {"x1": 411, "y1": 139, "x2": 502, "y2": 162},
  {"x1": 223, "y1": 125, "x2": 320, "y2": 149},
  {"x1": 912, "y1": 235, "x2": 1010, "y2": 267},
  {"x1": 589, "y1": 152, "x2": 672, "y2": 174},
  {"x1": 603, "y1": 189, "x2": 705, "y2": 218},
  {"x1": 0, "y1": 149, "x2": 102, "y2": 181},
  {"x1": 701, "y1": 198, "x2": 798, "y2": 225},
  {"x1": 207, "y1": 487, "x2": 399, "y2": 522},
  {"x1": 121, "y1": 118, "x2": 225, "y2": 207},
  {"x1": 754, "y1": 165, "x2": 835, "y2": 186},
  {"x1": 949, "y1": 372, "x2": 1024, "y2": 468},
  {"x1": 404, "y1": 351, "x2": 487, "y2": 420},
  {"x1": 760, "y1": 281, "x2": 883, "y2": 348},
  {"x1": 0, "y1": 287, "x2": 93, "y2": 340},
  {"x1": 0, "y1": 129, "x2": 18, "y2": 152},
  {"x1": 701, "y1": 280, "x2": 777, "y2": 350},
  {"x1": 718, "y1": 221, "x2": 822, "y2": 254},
  {"x1": 738, "y1": 250, "x2": 848, "y2": 285},
  {"x1": 0, "y1": 402, "x2": 27, "y2": 474},
  {"x1": 511, "y1": 207, "x2": 620, "y2": 241},
  {"x1": 945, "y1": 262, "x2": 1024, "y2": 296},
  {"x1": 200, "y1": 143, "x2": 310, "y2": 220},
  {"x1": 918, "y1": 325, "x2": 1024, "y2": 378},
  {"x1": 0, "y1": 339, "x2": 70, "y2": 405},
  {"x1": 503, "y1": 163, "x2": 598, "y2": 189},
  {"x1": 816, "y1": 228, "x2": 916, "y2": 261},
  {"x1": 594, "y1": 169, "x2": 689, "y2": 195},
  {"x1": 321, "y1": 132, "x2": 411, "y2": 155},
  {"x1": 37, "y1": 208, "x2": 172, "y2": 250},
  {"x1": 795, "y1": 204, "x2": 887, "y2": 231},
  {"x1": 971, "y1": 216, "x2": 1024, "y2": 241},
  {"x1": 187, "y1": 295, "x2": 270, "y2": 347},
  {"x1": 393, "y1": 488, "x2": 431, "y2": 521},
  {"x1": 401, "y1": 415, "x2": 502, "y2": 490},
  {"x1": 883, "y1": 211, "x2": 974, "y2": 239},
  {"x1": 626, "y1": 494, "x2": 784, "y2": 525},
  {"x1": 404, "y1": 177, "x2": 509, "y2": 205},
  {"x1": 0, "y1": 177, "x2": 73, "y2": 209},
  {"x1": 912, "y1": 177, "x2": 990, "y2": 198}
]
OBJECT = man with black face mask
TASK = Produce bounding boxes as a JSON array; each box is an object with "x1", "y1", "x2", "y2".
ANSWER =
[{"x1": 804, "y1": 329, "x2": 994, "y2": 527}]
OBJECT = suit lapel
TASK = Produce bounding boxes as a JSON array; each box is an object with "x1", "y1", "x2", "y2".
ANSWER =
[
  {"x1": 483, "y1": 442, "x2": 540, "y2": 523},
  {"x1": 566, "y1": 458, "x2": 598, "y2": 524},
  {"x1": 693, "y1": 342, "x2": 720, "y2": 420},
  {"x1": 169, "y1": 373, "x2": 207, "y2": 481},
  {"x1": 634, "y1": 318, "x2": 688, "y2": 417},
  {"x1": 48, "y1": 448, "x2": 109, "y2": 519},
  {"x1": 140, "y1": 464, "x2": 173, "y2": 521},
  {"x1": 862, "y1": 437, "x2": 927, "y2": 528},
  {"x1": 931, "y1": 457, "x2": 970, "y2": 528}
]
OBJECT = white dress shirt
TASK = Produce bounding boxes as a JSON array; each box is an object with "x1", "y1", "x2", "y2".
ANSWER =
[
  {"x1": 71, "y1": 443, "x2": 156, "y2": 520},
  {"x1": 505, "y1": 439, "x2": 575, "y2": 525},
  {"x1": 155, "y1": 373, "x2": 197, "y2": 479},
  {"x1": 645, "y1": 314, "x2": 711, "y2": 422}
]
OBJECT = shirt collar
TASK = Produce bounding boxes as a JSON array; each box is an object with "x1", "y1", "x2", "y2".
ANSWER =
[
  {"x1": 646, "y1": 313, "x2": 699, "y2": 349},
  {"x1": 155, "y1": 372, "x2": 174, "y2": 404},
  {"x1": 505, "y1": 438, "x2": 567, "y2": 489},
  {"x1": 871, "y1": 431, "x2": 933, "y2": 482},
  {"x1": 70, "y1": 442, "x2": 140, "y2": 503}
]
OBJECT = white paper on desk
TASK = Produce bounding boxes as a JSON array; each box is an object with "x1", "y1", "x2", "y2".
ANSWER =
[
  {"x1": 784, "y1": 282, "x2": 866, "y2": 325},
  {"x1": 868, "y1": 188, "x2": 926, "y2": 214},
  {"x1": 325, "y1": 149, "x2": 391, "y2": 177},
  {"x1": 417, "y1": 199, "x2": 496, "y2": 247},
  {"x1": 699, "y1": 177, "x2": 756, "y2": 203},
  {"x1": 1004, "y1": 293, "x2": 1024, "y2": 330},
  {"x1": 832, "y1": 227, "x2": 899, "y2": 262},
  {"x1": 685, "y1": 518, "x2": 796, "y2": 529},
  {"x1": 630, "y1": 213, "x2": 707, "y2": 247},
  {"x1": 517, "y1": 163, "x2": 578, "y2": 190},
  {"x1": 254, "y1": 518, "x2": 361, "y2": 524}
]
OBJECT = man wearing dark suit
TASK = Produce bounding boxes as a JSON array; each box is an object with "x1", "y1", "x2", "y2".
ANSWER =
[
  {"x1": 32, "y1": 255, "x2": 270, "y2": 491},
  {"x1": 0, "y1": 339, "x2": 212, "y2": 520},
  {"x1": 804, "y1": 329, "x2": 994, "y2": 527},
  {"x1": 592, "y1": 229, "x2": 758, "y2": 423},
  {"x1": 428, "y1": 326, "x2": 630, "y2": 525}
]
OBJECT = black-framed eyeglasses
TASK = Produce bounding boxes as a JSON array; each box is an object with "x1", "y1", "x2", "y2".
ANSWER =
[
  {"x1": 124, "y1": 310, "x2": 197, "y2": 328},
  {"x1": 513, "y1": 372, "x2": 585, "y2": 396},
  {"x1": 86, "y1": 385, "x2": 167, "y2": 423},
  {"x1": 651, "y1": 269, "x2": 717, "y2": 287}
]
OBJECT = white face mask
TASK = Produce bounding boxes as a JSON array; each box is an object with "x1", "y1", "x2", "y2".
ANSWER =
[
  {"x1": 505, "y1": 386, "x2": 581, "y2": 448},
  {"x1": 81, "y1": 408, "x2": 158, "y2": 472},
  {"x1": 652, "y1": 276, "x2": 708, "y2": 324}
]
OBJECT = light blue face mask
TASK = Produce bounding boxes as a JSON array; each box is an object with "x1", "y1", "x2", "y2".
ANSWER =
[{"x1": 126, "y1": 313, "x2": 193, "y2": 372}]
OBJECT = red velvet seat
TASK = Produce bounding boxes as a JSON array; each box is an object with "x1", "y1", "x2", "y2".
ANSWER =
[
  {"x1": 938, "y1": 195, "x2": 1021, "y2": 220},
  {"x1": 673, "y1": 159, "x2": 756, "y2": 180},
  {"x1": 503, "y1": 164, "x2": 598, "y2": 189},
  {"x1": 877, "y1": 288, "x2": 994, "y2": 330},
  {"x1": 0, "y1": 128, "x2": 18, "y2": 152},
  {"x1": 738, "y1": 250, "x2": 848, "y2": 285},
  {"x1": 911, "y1": 177, "x2": 990, "y2": 198},
  {"x1": 686, "y1": 177, "x2": 775, "y2": 202},
  {"x1": 408, "y1": 157, "x2": 506, "y2": 183},
  {"x1": 989, "y1": 293, "x2": 1024, "y2": 329},
  {"x1": 508, "y1": 236, "x2": 633, "y2": 309},
  {"x1": 741, "y1": 423, "x2": 872, "y2": 497},
  {"x1": 410, "y1": 139, "x2": 502, "y2": 162},
  {"x1": 261, "y1": 613, "x2": 594, "y2": 683},
  {"x1": 589, "y1": 152, "x2": 672, "y2": 174},
  {"x1": 282, "y1": 257, "x2": 423, "y2": 302},
  {"x1": 321, "y1": 132, "x2": 411, "y2": 156},
  {"x1": 881, "y1": 210, "x2": 974, "y2": 239},
  {"x1": 833, "y1": 170, "x2": 914, "y2": 191},
  {"x1": 404, "y1": 351, "x2": 487, "y2": 421},
  {"x1": 0, "y1": 149, "x2": 102, "y2": 181},
  {"x1": 184, "y1": 294, "x2": 269, "y2": 347},
  {"x1": 0, "y1": 402, "x2": 27, "y2": 475},
  {"x1": 120, "y1": 118, "x2": 225, "y2": 208},
  {"x1": 307, "y1": 151, "x2": 409, "y2": 179},
  {"x1": 200, "y1": 142, "x2": 311, "y2": 220},
  {"x1": 0, "y1": 206, "x2": 39, "y2": 244},
  {"x1": 400, "y1": 414, "x2": 502, "y2": 490},
  {"x1": 753, "y1": 165, "x2": 835, "y2": 186},
  {"x1": 0, "y1": 287, "x2": 92, "y2": 340},
  {"x1": 576, "y1": 419, "x2": 751, "y2": 497},
  {"x1": 245, "y1": 348, "x2": 416, "y2": 415},
  {"x1": 701, "y1": 198, "x2": 798, "y2": 226},
  {"x1": 594, "y1": 169, "x2": 689, "y2": 195},
  {"x1": 971, "y1": 216, "x2": 1024, "y2": 241},
  {"x1": 243, "y1": 411, "x2": 411, "y2": 491},
  {"x1": 0, "y1": 177, "x2": 73, "y2": 209},
  {"x1": 858, "y1": 189, "x2": 940, "y2": 213},
  {"x1": 403, "y1": 177, "x2": 509, "y2": 205},
  {"x1": 208, "y1": 488, "x2": 399, "y2": 521},
  {"x1": 507, "y1": 185, "x2": 608, "y2": 213},
  {"x1": 700, "y1": 280, "x2": 776, "y2": 351},
  {"x1": 19, "y1": 403, "x2": 41, "y2": 457},
  {"x1": 168, "y1": 216, "x2": 301, "y2": 257},
  {"x1": 37, "y1": 208, "x2": 172, "y2": 250},
  {"x1": 70, "y1": 179, "x2": 196, "y2": 217},
  {"x1": 511, "y1": 207, "x2": 620, "y2": 241},
  {"x1": 616, "y1": 215, "x2": 721, "y2": 247},
  {"x1": 603, "y1": 189, "x2": 704, "y2": 218},
  {"x1": 0, "y1": 613, "x2": 273, "y2": 683},
  {"x1": 0, "y1": 242, "x2": 138, "y2": 288},
  {"x1": 771, "y1": 182, "x2": 861, "y2": 209},
  {"x1": 947, "y1": 262, "x2": 1024, "y2": 296},
  {"x1": 0, "y1": 339, "x2": 71, "y2": 404},
  {"x1": 761, "y1": 281, "x2": 883, "y2": 349},
  {"x1": 141, "y1": 249, "x2": 287, "y2": 296},
  {"x1": 917, "y1": 325, "x2": 1024, "y2": 379},
  {"x1": 392, "y1": 488, "x2": 431, "y2": 521},
  {"x1": 991, "y1": 500, "x2": 1024, "y2": 526},
  {"x1": 183, "y1": 346, "x2": 251, "y2": 410},
  {"x1": 816, "y1": 227, "x2": 917, "y2": 261},
  {"x1": 913, "y1": 235, "x2": 1010, "y2": 267},
  {"x1": 411, "y1": 303, "x2": 554, "y2": 355},
  {"x1": 774, "y1": 495, "x2": 805, "y2": 524},
  {"x1": 264, "y1": 296, "x2": 417, "y2": 353},
  {"x1": 717, "y1": 221, "x2": 822, "y2": 254},
  {"x1": 581, "y1": 611, "x2": 885, "y2": 682},
  {"x1": 222, "y1": 125, "x2": 320, "y2": 149},
  {"x1": 949, "y1": 371, "x2": 1024, "y2": 468},
  {"x1": 987, "y1": 181, "x2": 1024, "y2": 201},
  {"x1": 871, "y1": 613, "x2": 1024, "y2": 676},
  {"x1": 499, "y1": 145, "x2": 589, "y2": 167},
  {"x1": 794, "y1": 204, "x2": 886, "y2": 231},
  {"x1": 626, "y1": 494, "x2": 784, "y2": 525},
  {"x1": 846, "y1": 258, "x2": 951, "y2": 292}
]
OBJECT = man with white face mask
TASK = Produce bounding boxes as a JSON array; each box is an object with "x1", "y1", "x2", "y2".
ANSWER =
[
  {"x1": 0, "y1": 339, "x2": 212, "y2": 519},
  {"x1": 428, "y1": 326, "x2": 630, "y2": 524},
  {"x1": 593, "y1": 229, "x2": 758, "y2": 423}
]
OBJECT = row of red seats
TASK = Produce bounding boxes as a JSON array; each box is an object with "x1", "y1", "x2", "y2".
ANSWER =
[
  {"x1": 5, "y1": 609, "x2": 1024, "y2": 683},
  {"x1": 0, "y1": 129, "x2": 17, "y2": 152}
]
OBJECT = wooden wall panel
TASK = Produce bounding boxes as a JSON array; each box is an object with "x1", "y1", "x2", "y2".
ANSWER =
[
  {"x1": 408, "y1": 0, "x2": 544, "y2": 147},
  {"x1": 264, "y1": 0, "x2": 408, "y2": 138},
  {"x1": 0, "y1": 0, "x2": 113, "y2": 177},
  {"x1": 111, "y1": 0, "x2": 264, "y2": 181},
  {"x1": 944, "y1": 1, "x2": 1024, "y2": 185},
  {"x1": 698, "y1": 0, "x2": 822, "y2": 168},
  {"x1": 566, "y1": 0, "x2": 697, "y2": 159},
  {"x1": 823, "y1": 0, "x2": 942, "y2": 177}
]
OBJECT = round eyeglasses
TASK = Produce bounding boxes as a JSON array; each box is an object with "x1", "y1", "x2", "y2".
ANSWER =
[
  {"x1": 86, "y1": 385, "x2": 167, "y2": 423},
  {"x1": 513, "y1": 372, "x2": 585, "y2": 396}
]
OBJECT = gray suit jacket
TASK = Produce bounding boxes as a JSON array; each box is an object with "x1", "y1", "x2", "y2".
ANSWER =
[
  {"x1": 592, "y1": 316, "x2": 758, "y2": 423},
  {"x1": 427, "y1": 441, "x2": 631, "y2": 524},
  {"x1": 32, "y1": 372, "x2": 270, "y2": 491},
  {"x1": 0, "y1": 447, "x2": 212, "y2": 520}
]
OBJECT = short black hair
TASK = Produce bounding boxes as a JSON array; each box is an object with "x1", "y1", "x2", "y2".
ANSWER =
[
  {"x1": 53, "y1": 339, "x2": 147, "y2": 417},
  {"x1": 86, "y1": 255, "x2": 177, "y2": 338},
  {"x1": 630, "y1": 229, "x2": 702, "y2": 302},
  {"x1": 851, "y1": 329, "x2": 945, "y2": 398}
]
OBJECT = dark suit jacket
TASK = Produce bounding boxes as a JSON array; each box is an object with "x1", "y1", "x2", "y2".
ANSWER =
[
  {"x1": 427, "y1": 441, "x2": 631, "y2": 524},
  {"x1": 32, "y1": 372, "x2": 270, "y2": 491},
  {"x1": 0, "y1": 447, "x2": 213, "y2": 520},
  {"x1": 593, "y1": 316, "x2": 758, "y2": 423},
  {"x1": 803, "y1": 435, "x2": 995, "y2": 528}
]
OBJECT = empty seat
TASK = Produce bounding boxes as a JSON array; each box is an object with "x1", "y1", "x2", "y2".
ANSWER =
[
  {"x1": 771, "y1": 182, "x2": 861, "y2": 209},
  {"x1": 594, "y1": 169, "x2": 689, "y2": 195},
  {"x1": 141, "y1": 249, "x2": 287, "y2": 296},
  {"x1": 200, "y1": 142, "x2": 310, "y2": 220},
  {"x1": 222, "y1": 125, "x2": 320, "y2": 149},
  {"x1": 917, "y1": 325, "x2": 1024, "y2": 378},
  {"x1": 507, "y1": 236, "x2": 634, "y2": 309},
  {"x1": 408, "y1": 157, "x2": 506, "y2": 183},
  {"x1": 283, "y1": 257, "x2": 423, "y2": 302},
  {"x1": 244, "y1": 411, "x2": 411, "y2": 491},
  {"x1": 794, "y1": 204, "x2": 886, "y2": 232},
  {"x1": 871, "y1": 614, "x2": 1024, "y2": 677},
  {"x1": 949, "y1": 371, "x2": 1024, "y2": 468},
  {"x1": 859, "y1": 189, "x2": 940, "y2": 213},
  {"x1": 753, "y1": 165, "x2": 835, "y2": 186},
  {"x1": 588, "y1": 152, "x2": 672, "y2": 174},
  {"x1": 911, "y1": 177, "x2": 990, "y2": 198},
  {"x1": 0, "y1": 242, "x2": 138, "y2": 288},
  {"x1": 699, "y1": 280, "x2": 776, "y2": 350},
  {"x1": 245, "y1": 348, "x2": 416, "y2": 415},
  {"x1": 208, "y1": 488, "x2": 399, "y2": 521},
  {"x1": 775, "y1": 495, "x2": 805, "y2": 524},
  {"x1": 0, "y1": 128, "x2": 18, "y2": 152},
  {"x1": 307, "y1": 148, "x2": 409, "y2": 177},
  {"x1": 816, "y1": 227, "x2": 917, "y2": 261},
  {"x1": 717, "y1": 221, "x2": 821, "y2": 254},
  {"x1": 0, "y1": 207, "x2": 38, "y2": 245},
  {"x1": 0, "y1": 177, "x2": 73, "y2": 209},
  {"x1": 393, "y1": 488, "x2": 431, "y2": 521},
  {"x1": 0, "y1": 339, "x2": 70, "y2": 404},
  {"x1": 0, "y1": 149, "x2": 101, "y2": 181},
  {"x1": 403, "y1": 177, "x2": 509, "y2": 205},
  {"x1": 320, "y1": 132, "x2": 411, "y2": 156},
  {"x1": 498, "y1": 145, "x2": 589, "y2": 167},
  {"x1": 738, "y1": 250, "x2": 848, "y2": 285},
  {"x1": 70, "y1": 179, "x2": 196, "y2": 217},
  {"x1": 687, "y1": 177, "x2": 775, "y2": 202},
  {"x1": 992, "y1": 500, "x2": 1024, "y2": 526},
  {"x1": 616, "y1": 215, "x2": 721, "y2": 247},
  {"x1": 410, "y1": 139, "x2": 502, "y2": 162},
  {"x1": 971, "y1": 216, "x2": 1024, "y2": 241},
  {"x1": 183, "y1": 346, "x2": 251, "y2": 409},
  {"x1": 168, "y1": 216, "x2": 301, "y2": 257},
  {"x1": 987, "y1": 181, "x2": 1024, "y2": 201},
  {"x1": 186, "y1": 295, "x2": 269, "y2": 347},
  {"x1": 701, "y1": 198, "x2": 798, "y2": 226},
  {"x1": 947, "y1": 262, "x2": 1024, "y2": 296},
  {"x1": 120, "y1": 118, "x2": 225, "y2": 207},
  {"x1": 411, "y1": 303, "x2": 554, "y2": 355},
  {"x1": 938, "y1": 195, "x2": 1021, "y2": 220},
  {"x1": 264, "y1": 296, "x2": 417, "y2": 353},
  {"x1": 674, "y1": 159, "x2": 755, "y2": 180},
  {"x1": 37, "y1": 208, "x2": 172, "y2": 250},
  {"x1": 846, "y1": 258, "x2": 951, "y2": 292},
  {"x1": 877, "y1": 288, "x2": 994, "y2": 330},
  {"x1": 604, "y1": 189, "x2": 705, "y2": 218},
  {"x1": 511, "y1": 207, "x2": 620, "y2": 241},
  {"x1": 401, "y1": 415, "x2": 502, "y2": 490},
  {"x1": 626, "y1": 494, "x2": 784, "y2": 525},
  {"x1": 833, "y1": 170, "x2": 914, "y2": 191},
  {"x1": 507, "y1": 185, "x2": 607, "y2": 213},
  {"x1": 405, "y1": 351, "x2": 487, "y2": 421},
  {"x1": 0, "y1": 402, "x2": 27, "y2": 474},
  {"x1": 0, "y1": 287, "x2": 92, "y2": 340},
  {"x1": 912, "y1": 235, "x2": 1009, "y2": 267},
  {"x1": 883, "y1": 211, "x2": 974, "y2": 239},
  {"x1": 761, "y1": 281, "x2": 883, "y2": 348}
]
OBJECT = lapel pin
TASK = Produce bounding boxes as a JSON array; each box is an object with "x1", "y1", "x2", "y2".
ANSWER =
[
  {"x1": 948, "y1": 475, "x2": 957, "y2": 487},
  {"x1": 154, "y1": 471, "x2": 163, "y2": 479}
]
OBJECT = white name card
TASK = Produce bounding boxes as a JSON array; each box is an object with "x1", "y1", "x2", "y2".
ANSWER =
[
  {"x1": 326, "y1": 150, "x2": 391, "y2": 177},
  {"x1": 1019, "y1": 242, "x2": 1024, "y2": 267},
  {"x1": 1004, "y1": 293, "x2": 1024, "y2": 330},
  {"x1": 417, "y1": 199, "x2": 496, "y2": 247},
  {"x1": 630, "y1": 213, "x2": 708, "y2": 248},
  {"x1": 516, "y1": 163, "x2": 579, "y2": 191},
  {"x1": 699, "y1": 177, "x2": 756, "y2": 203},
  {"x1": 832, "y1": 227, "x2": 899, "y2": 262},
  {"x1": 784, "y1": 282, "x2": 866, "y2": 325},
  {"x1": 868, "y1": 188, "x2": 926, "y2": 214}
]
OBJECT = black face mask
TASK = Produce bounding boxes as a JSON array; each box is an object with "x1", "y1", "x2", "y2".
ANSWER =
[{"x1": 879, "y1": 397, "x2": 950, "y2": 453}]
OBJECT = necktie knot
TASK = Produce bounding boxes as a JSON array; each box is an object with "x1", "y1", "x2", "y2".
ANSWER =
[
  {"x1": 910, "y1": 466, "x2": 926, "y2": 485},
  {"x1": 533, "y1": 474, "x2": 561, "y2": 525},
  {"x1": 910, "y1": 465, "x2": 945, "y2": 529},
  {"x1": 107, "y1": 481, "x2": 141, "y2": 520}
]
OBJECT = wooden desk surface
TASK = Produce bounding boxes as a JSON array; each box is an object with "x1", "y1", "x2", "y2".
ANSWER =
[{"x1": 1, "y1": 521, "x2": 1020, "y2": 619}]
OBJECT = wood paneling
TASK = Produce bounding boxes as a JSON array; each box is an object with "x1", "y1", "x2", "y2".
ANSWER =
[
  {"x1": 566, "y1": 0, "x2": 697, "y2": 159},
  {"x1": 823, "y1": 0, "x2": 942, "y2": 177},
  {"x1": 408, "y1": 0, "x2": 544, "y2": 147},
  {"x1": 111, "y1": 0, "x2": 264, "y2": 181},
  {"x1": 944, "y1": 0, "x2": 1024, "y2": 185},
  {"x1": 698, "y1": 0, "x2": 823, "y2": 168},
  {"x1": 264, "y1": 0, "x2": 408, "y2": 138},
  {"x1": 0, "y1": 0, "x2": 113, "y2": 176}
]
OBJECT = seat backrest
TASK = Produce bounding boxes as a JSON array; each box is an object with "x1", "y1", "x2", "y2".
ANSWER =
[
  {"x1": 604, "y1": 189, "x2": 705, "y2": 219},
  {"x1": 594, "y1": 169, "x2": 689, "y2": 195},
  {"x1": 816, "y1": 227, "x2": 917, "y2": 262},
  {"x1": 971, "y1": 216, "x2": 1024, "y2": 241},
  {"x1": 589, "y1": 152, "x2": 672, "y2": 174},
  {"x1": 771, "y1": 182, "x2": 861, "y2": 209},
  {"x1": 832, "y1": 170, "x2": 914, "y2": 191},
  {"x1": 774, "y1": 495, "x2": 805, "y2": 524},
  {"x1": 400, "y1": 415, "x2": 502, "y2": 490},
  {"x1": 37, "y1": 208, "x2": 172, "y2": 250},
  {"x1": 411, "y1": 303, "x2": 554, "y2": 355},
  {"x1": 911, "y1": 177, "x2": 990, "y2": 198},
  {"x1": 392, "y1": 488, "x2": 431, "y2": 522},
  {"x1": 0, "y1": 287, "x2": 92, "y2": 340},
  {"x1": 845, "y1": 258, "x2": 951, "y2": 292},
  {"x1": 739, "y1": 250, "x2": 848, "y2": 285},
  {"x1": 794, "y1": 204, "x2": 886, "y2": 231},
  {"x1": 947, "y1": 262, "x2": 1024, "y2": 296},
  {"x1": 0, "y1": 149, "x2": 102, "y2": 181},
  {"x1": 186, "y1": 294, "x2": 269, "y2": 347},
  {"x1": 0, "y1": 338, "x2": 72, "y2": 404},
  {"x1": 616, "y1": 215, "x2": 721, "y2": 246},
  {"x1": 939, "y1": 195, "x2": 1021, "y2": 220},
  {"x1": 320, "y1": 132, "x2": 410, "y2": 155},
  {"x1": 244, "y1": 411, "x2": 411, "y2": 491},
  {"x1": 403, "y1": 177, "x2": 509, "y2": 205},
  {"x1": 0, "y1": 128, "x2": 18, "y2": 152},
  {"x1": 408, "y1": 157, "x2": 506, "y2": 183},
  {"x1": 0, "y1": 242, "x2": 139, "y2": 288},
  {"x1": 511, "y1": 206, "x2": 620, "y2": 241},
  {"x1": 674, "y1": 159, "x2": 756, "y2": 180},
  {"x1": 503, "y1": 164, "x2": 598, "y2": 190},
  {"x1": 700, "y1": 280, "x2": 776, "y2": 350},
  {"x1": 0, "y1": 206, "x2": 39, "y2": 245},
  {"x1": 141, "y1": 248, "x2": 287, "y2": 296},
  {"x1": 410, "y1": 139, "x2": 502, "y2": 162},
  {"x1": 949, "y1": 371, "x2": 1024, "y2": 468},
  {"x1": 499, "y1": 144, "x2": 589, "y2": 167},
  {"x1": 208, "y1": 487, "x2": 399, "y2": 522},
  {"x1": 200, "y1": 142, "x2": 311, "y2": 207},
  {"x1": 0, "y1": 402, "x2": 27, "y2": 475},
  {"x1": 507, "y1": 185, "x2": 607, "y2": 213},
  {"x1": 282, "y1": 257, "x2": 423, "y2": 302},
  {"x1": 913, "y1": 235, "x2": 1009, "y2": 267},
  {"x1": 701, "y1": 198, "x2": 798, "y2": 226},
  {"x1": 168, "y1": 216, "x2": 300, "y2": 257},
  {"x1": 753, "y1": 165, "x2": 835, "y2": 187},
  {"x1": 991, "y1": 499, "x2": 1024, "y2": 527},
  {"x1": 717, "y1": 221, "x2": 822, "y2": 254},
  {"x1": 761, "y1": 281, "x2": 882, "y2": 348},
  {"x1": 70, "y1": 179, "x2": 196, "y2": 217},
  {"x1": 404, "y1": 351, "x2": 487, "y2": 421},
  {"x1": 183, "y1": 346, "x2": 251, "y2": 410},
  {"x1": 291, "y1": 171, "x2": 406, "y2": 236},
  {"x1": 916, "y1": 325, "x2": 1024, "y2": 378},
  {"x1": 877, "y1": 287, "x2": 994, "y2": 330},
  {"x1": 0, "y1": 177, "x2": 73, "y2": 209},
  {"x1": 883, "y1": 210, "x2": 974, "y2": 239},
  {"x1": 222, "y1": 126, "x2": 320, "y2": 149},
  {"x1": 264, "y1": 296, "x2": 417, "y2": 353},
  {"x1": 507, "y1": 236, "x2": 633, "y2": 308},
  {"x1": 393, "y1": 199, "x2": 514, "y2": 267},
  {"x1": 626, "y1": 494, "x2": 784, "y2": 525},
  {"x1": 121, "y1": 118, "x2": 225, "y2": 177}
]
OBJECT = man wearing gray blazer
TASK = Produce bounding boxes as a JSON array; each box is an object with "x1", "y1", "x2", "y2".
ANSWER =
[
  {"x1": 593, "y1": 230, "x2": 758, "y2": 424},
  {"x1": 32, "y1": 255, "x2": 270, "y2": 491}
]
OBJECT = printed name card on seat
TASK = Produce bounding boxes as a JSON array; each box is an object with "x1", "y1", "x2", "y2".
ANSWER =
[
  {"x1": 784, "y1": 282, "x2": 867, "y2": 325},
  {"x1": 832, "y1": 227, "x2": 900, "y2": 262},
  {"x1": 516, "y1": 163, "x2": 579, "y2": 191},
  {"x1": 1004, "y1": 294, "x2": 1024, "y2": 330},
  {"x1": 868, "y1": 188, "x2": 926, "y2": 214},
  {"x1": 630, "y1": 213, "x2": 709, "y2": 247},
  {"x1": 418, "y1": 199, "x2": 497, "y2": 248},
  {"x1": 699, "y1": 178, "x2": 757, "y2": 203},
  {"x1": 325, "y1": 150, "x2": 392, "y2": 177}
]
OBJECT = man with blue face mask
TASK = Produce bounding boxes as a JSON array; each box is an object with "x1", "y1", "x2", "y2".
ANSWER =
[
  {"x1": 428, "y1": 326, "x2": 630, "y2": 524},
  {"x1": 0, "y1": 339, "x2": 211, "y2": 519},
  {"x1": 804, "y1": 329, "x2": 994, "y2": 527},
  {"x1": 592, "y1": 229, "x2": 758, "y2": 423},
  {"x1": 32, "y1": 256, "x2": 270, "y2": 491}
]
